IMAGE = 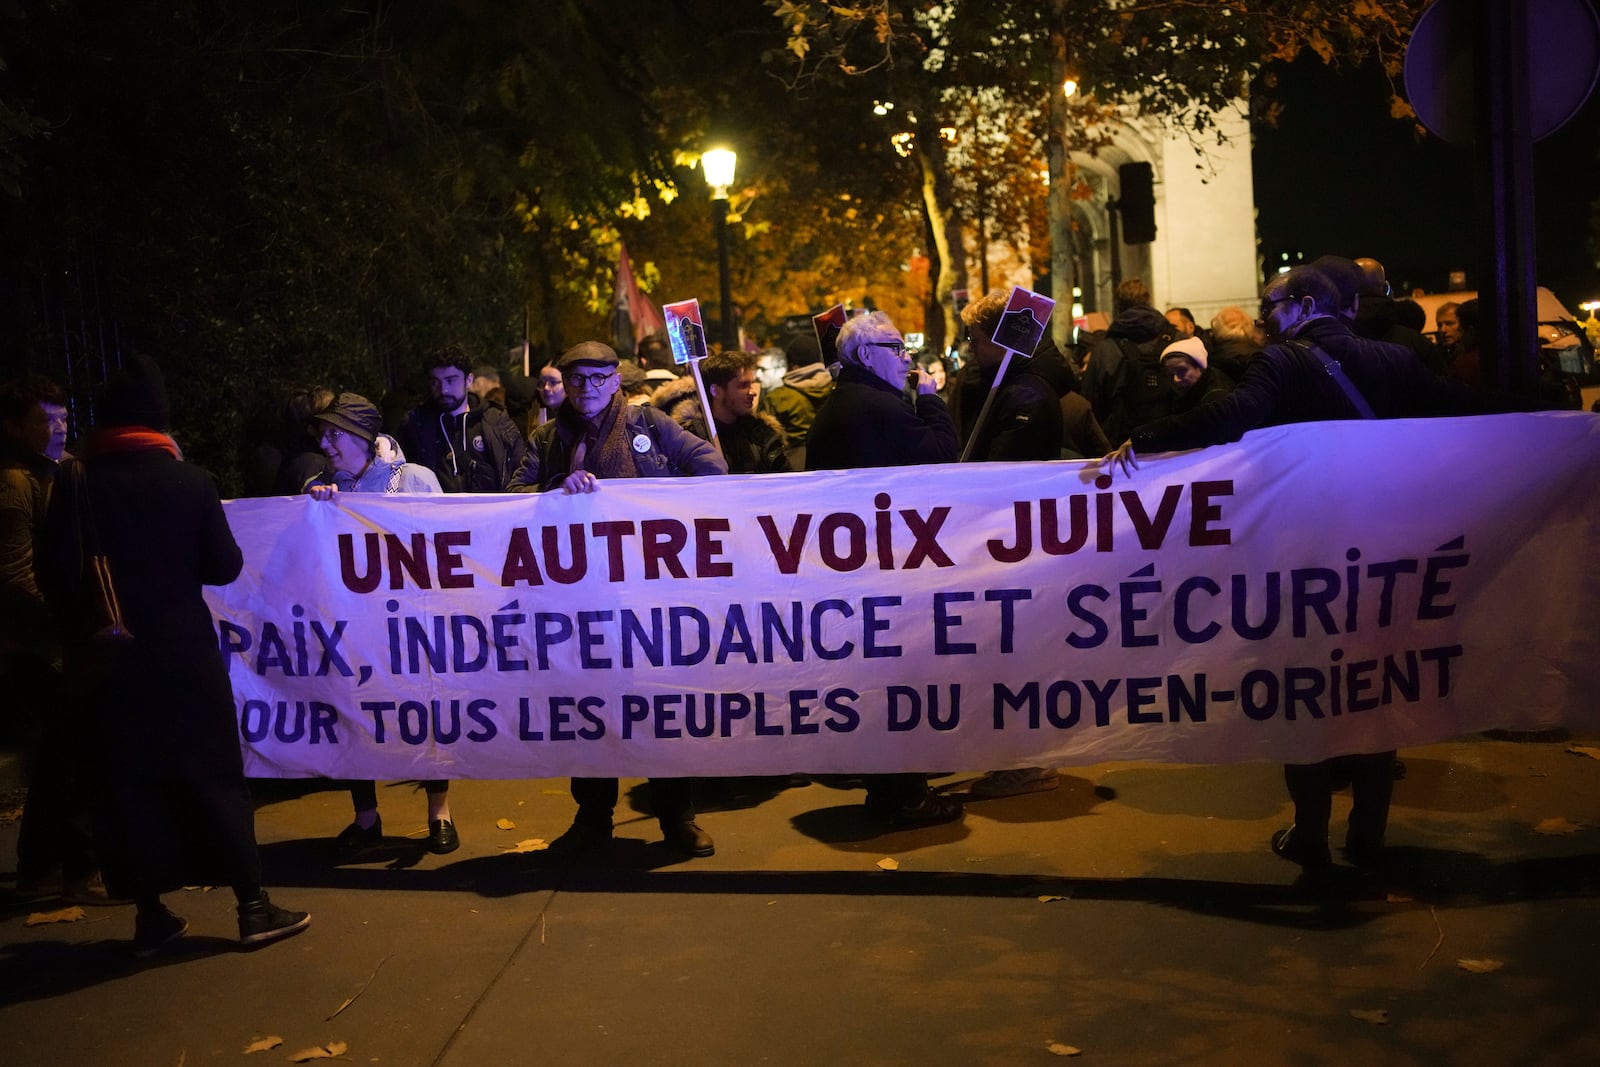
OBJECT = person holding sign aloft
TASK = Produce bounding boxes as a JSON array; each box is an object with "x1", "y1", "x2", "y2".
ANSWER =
[{"x1": 949, "y1": 290, "x2": 1064, "y2": 799}]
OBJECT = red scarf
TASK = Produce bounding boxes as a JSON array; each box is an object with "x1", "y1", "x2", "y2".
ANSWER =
[{"x1": 83, "y1": 426, "x2": 182, "y2": 459}]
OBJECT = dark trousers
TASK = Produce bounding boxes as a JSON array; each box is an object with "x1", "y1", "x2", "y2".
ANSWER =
[
  {"x1": 348, "y1": 779, "x2": 448, "y2": 812},
  {"x1": 1283, "y1": 751, "x2": 1394, "y2": 849},
  {"x1": 571, "y1": 777, "x2": 695, "y2": 827},
  {"x1": 11, "y1": 655, "x2": 96, "y2": 882}
]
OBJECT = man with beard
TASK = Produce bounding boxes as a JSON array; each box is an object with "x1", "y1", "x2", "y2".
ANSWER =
[
  {"x1": 680, "y1": 350, "x2": 790, "y2": 474},
  {"x1": 398, "y1": 345, "x2": 526, "y2": 493},
  {"x1": 508, "y1": 341, "x2": 726, "y2": 859}
]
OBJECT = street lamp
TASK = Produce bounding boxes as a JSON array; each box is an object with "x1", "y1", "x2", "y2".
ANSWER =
[{"x1": 703, "y1": 146, "x2": 738, "y2": 349}]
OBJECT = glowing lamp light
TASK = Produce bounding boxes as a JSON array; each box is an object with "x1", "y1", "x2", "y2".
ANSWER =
[
  {"x1": 702, "y1": 147, "x2": 737, "y2": 198},
  {"x1": 1581, "y1": 300, "x2": 1600, "y2": 312},
  {"x1": 872, "y1": 100, "x2": 895, "y2": 115},
  {"x1": 1062, "y1": 78, "x2": 1078, "y2": 98}
]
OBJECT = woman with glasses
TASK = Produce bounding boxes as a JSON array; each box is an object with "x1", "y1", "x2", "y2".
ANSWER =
[{"x1": 304, "y1": 394, "x2": 458, "y2": 856}]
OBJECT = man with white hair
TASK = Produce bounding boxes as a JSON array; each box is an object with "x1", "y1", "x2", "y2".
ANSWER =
[{"x1": 806, "y1": 311, "x2": 964, "y2": 831}]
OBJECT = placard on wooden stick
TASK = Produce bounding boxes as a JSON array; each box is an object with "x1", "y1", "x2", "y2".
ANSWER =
[
  {"x1": 959, "y1": 286, "x2": 1056, "y2": 462},
  {"x1": 662, "y1": 298, "x2": 722, "y2": 453}
]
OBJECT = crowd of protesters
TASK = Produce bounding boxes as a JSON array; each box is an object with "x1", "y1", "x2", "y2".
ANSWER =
[{"x1": 1, "y1": 252, "x2": 1579, "y2": 957}]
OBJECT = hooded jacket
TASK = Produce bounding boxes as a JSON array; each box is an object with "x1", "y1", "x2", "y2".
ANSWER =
[{"x1": 1083, "y1": 304, "x2": 1177, "y2": 442}]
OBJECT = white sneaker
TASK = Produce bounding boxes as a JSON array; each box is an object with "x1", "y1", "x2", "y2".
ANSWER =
[{"x1": 970, "y1": 767, "x2": 1059, "y2": 798}]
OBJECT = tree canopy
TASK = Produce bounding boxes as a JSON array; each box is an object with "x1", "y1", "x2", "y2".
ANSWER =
[{"x1": 1, "y1": 0, "x2": 1432, "y2": 489}]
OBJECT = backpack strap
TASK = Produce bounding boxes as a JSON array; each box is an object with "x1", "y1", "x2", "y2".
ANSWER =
[{"x1": 1287, "y1": 340, "x2": 1376, "y2": 419}]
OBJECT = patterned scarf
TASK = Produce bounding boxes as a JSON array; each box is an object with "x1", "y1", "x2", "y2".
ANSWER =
[{"x1": 557, "y1": 393, "x2": 638, "y2": 479}]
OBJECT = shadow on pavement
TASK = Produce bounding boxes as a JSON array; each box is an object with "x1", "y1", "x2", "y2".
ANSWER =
[
  {"x1": 0, "y1": 931, "x2": 253, "y2": 1008},
  {"x1": 245, "y1": 838, "x2": 1600, "y2": 909},
  {"x1": 5, "y1": 847, "x2": 1597, "y2": 1009}
]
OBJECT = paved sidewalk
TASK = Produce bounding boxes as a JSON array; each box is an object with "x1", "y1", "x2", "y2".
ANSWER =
[{"x1": 3, "y1": 735, "x2": 1600, "y2": 1065}]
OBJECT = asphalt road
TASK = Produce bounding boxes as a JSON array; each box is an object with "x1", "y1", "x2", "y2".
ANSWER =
[{"x1": 3, "y1": 734, "x2": 1599, "y2": 1065}]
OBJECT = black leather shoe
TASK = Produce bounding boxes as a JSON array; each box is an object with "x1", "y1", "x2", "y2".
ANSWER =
[
  {"x1": 875, "y1": 794, "x2": 964, "y2": 829},
  {"x1": 334, "y1": 817, "x2": 382, "y2": 857},
  {"x1": 428, "y1": 819, "x2": 460, "y2": 855},
  {"x1": 661, "y1": 820, "x2": 715, "y2": 858},
  {"x1": 546, "y1": 820, "x2": 613, "y2": 860},
  {"x1": 1271, "y1": 825, "x2": 1332, "y2": 869}
]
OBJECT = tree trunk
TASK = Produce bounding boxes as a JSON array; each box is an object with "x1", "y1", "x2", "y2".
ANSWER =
[
  {"x1": 916, "y1": 136, "x2": 965, "y2": 356},
  {"x1": 1047, "y1": 12, "x2": 1076, "y2": 353}
]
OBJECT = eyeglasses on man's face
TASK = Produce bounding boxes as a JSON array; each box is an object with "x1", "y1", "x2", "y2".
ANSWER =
[
  {"x1": 1258, "y1": 293, "x2": 1296, "y2": 319},
  {"x1": 564, "y1": 369, "x2": 617, "y2": 390},
  {"x1": 319, "y1": 426, "x2": 348, "y2": 443},
  {"x1": 862, "y1": 340, "x2": 907, "y2": 356}
]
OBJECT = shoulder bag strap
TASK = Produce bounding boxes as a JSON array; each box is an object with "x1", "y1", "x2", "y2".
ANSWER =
[{"x1": 1289, "y1": 340, "x2": 1376, "y2": 419}]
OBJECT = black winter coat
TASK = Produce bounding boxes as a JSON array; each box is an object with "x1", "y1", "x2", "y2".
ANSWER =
[
  {"x1": 1082, "y1": 304, "x2": 1178, "y2": 443},
  {"x1": 399, "y1": 393, "x2": 528, "y2": 493},
  {"x1": 1130, "y1": 316, "x2": 1473, "y2": 452},
  {"x1": 948, "y1": 359, "x2": 1065, "y2": 461},
  {"x1": 805, "y1": 365, "x2": 958, "y2": 470},
  {"x1": 39, "y1": 448, "x2": 245, "y2": 783}
]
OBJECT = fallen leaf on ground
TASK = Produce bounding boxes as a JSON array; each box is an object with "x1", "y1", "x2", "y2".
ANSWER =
[
  {"x1": 1037, "y1": 895, "x2": 1069, "y2": 903},
  {"x1": 1533, "y1": 817, "x2": 1581, "y2": 835},
  {"x1": 1458, "y1": 958, "x2": 1504, "y2": 974},
  {"x1": 1350, "y1": 1009, "x2": 1389, "y2": 1024},
  {"x1": 241, "y1": 1036, "x2": 282, "y2": 1054},
  {"x1": 1566, "y1": 745, "x2": 1600, "y2": 760},
  {"x1": 496, "y1": 817, "x2": 517, "y2": 830},
  {"x1": 499, "y1": 838, "x2": 548, "y2": 853},
  {"x1": 1046, "y1": 1042, "x2": 1083, "y2": 1056},
  {"x1": 876, "y1": 857, "x2": 899, "y2": 871},
  {"x1": 24, "y1": 906, "x2": 86, "y2": 926},
  {"x1": 287, "y1": 1041, "x2": 348, "y2": 1062}
]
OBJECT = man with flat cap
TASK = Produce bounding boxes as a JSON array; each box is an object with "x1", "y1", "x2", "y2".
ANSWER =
[{"x1": 508, "y1": 341, "x2": 726, "y2": 860}]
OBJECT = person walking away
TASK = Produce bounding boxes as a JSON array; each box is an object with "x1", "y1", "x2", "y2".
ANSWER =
[{"x1": 38, "y1": 354, "x2": 309, "y2": 954}]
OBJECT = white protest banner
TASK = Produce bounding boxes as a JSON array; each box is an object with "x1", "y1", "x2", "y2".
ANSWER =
[{"x1": 207, "y1": 413, "x2": 1600, "y2": 780}]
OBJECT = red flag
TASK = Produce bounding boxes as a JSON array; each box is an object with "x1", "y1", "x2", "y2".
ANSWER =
[{"x1": 612, "y1": 242, "x2": 665, "y2": 356}]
